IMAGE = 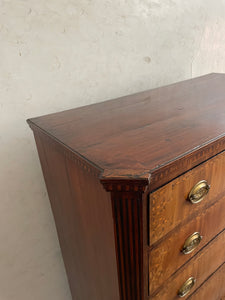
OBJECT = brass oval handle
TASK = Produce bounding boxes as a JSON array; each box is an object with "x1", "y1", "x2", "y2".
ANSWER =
[
  {"x1": 178, "y1": 277, "x2": 196, "y2": 298},
  {"x1": 182, "y1": 232, "x2": 202, "y2": 254},
  {"x1": 188, "y1": 180, "x2": 210, "y2": 204}
]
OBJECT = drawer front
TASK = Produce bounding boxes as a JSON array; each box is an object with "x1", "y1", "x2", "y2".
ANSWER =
[
  {"x1": 150, "y1": 228, "x2": 225, "y2": 300},
  {"x1": 149, "y1": 151, "x2": 225, "y2": 245},
  {"x1": 189, "y1": 262, "x2": 225, "y2": 300},
  {"x1": 149, "y1": 195, "x2": 225, "y2": 295}
]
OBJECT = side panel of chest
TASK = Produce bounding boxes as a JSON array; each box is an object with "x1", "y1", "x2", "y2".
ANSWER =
[{"x1": 33, "y1": 129, "x2": 120, "y2": 300}]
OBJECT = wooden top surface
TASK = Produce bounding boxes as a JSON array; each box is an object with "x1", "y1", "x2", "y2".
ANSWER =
[{"x1": 28, "y1": 73, "x2": 225, "y2": 189}]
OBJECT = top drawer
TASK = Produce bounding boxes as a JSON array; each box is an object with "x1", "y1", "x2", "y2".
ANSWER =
[{"x1": 149, "y1": 151, "x2": 225, "y2": 246}]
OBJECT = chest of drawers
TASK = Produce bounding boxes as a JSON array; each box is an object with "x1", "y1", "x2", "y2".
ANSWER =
[{"x1": 27, "y1": 73, "x2": 225, "y2": 300}]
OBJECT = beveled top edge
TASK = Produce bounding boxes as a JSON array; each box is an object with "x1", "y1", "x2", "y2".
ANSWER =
[
  {"x1": 149, "y1": 134, "x2": 225, "y2": 191},
  {"x1": 28, "y1": 120, "x2": 103, "y2": 174},
  {"x1": 28, "y1": 114, "x2": 225, "y2": 193},
  {"x1": 100, "y1": 133, "x2": 225, "y2": 192},
  {"x1": 100, "y1": 168, "x2": 150, "y2": 180}
]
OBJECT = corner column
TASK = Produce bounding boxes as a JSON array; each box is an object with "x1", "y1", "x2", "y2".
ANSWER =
[{"x1": 101, "y1": 179, "x2": 149, "y2": 300}]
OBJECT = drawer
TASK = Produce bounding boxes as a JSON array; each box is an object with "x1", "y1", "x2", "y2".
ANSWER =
[
  {"x1": 150, "y1": 227, "x2": 225, "y2": 300},
  {"x1": 149, "y1": 194, "x2": 225, "y2": 295},
  {"x1": 189, "y1": 262, "x2": 225, "y2": 300},
  {"x1": 149, "y1": 151, "x2": 225, "y2": 245}
]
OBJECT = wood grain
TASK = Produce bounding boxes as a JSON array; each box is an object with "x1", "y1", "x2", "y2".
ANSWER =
[
  {"x1": 188, "y1": 262, "x2": 225, "y2": 300},
  {"x1": 150, "y1": 228, "x2": 225, "y2": 300},
  {"x1": 33, "y1": 129, "x2": 120, "y2": 300},
  {"x1": 27, "y1": 73, "x2": 225, "y2": 191},
  {"x1": 149, "y1": 150, "x2": 225, "y2": 245},
  {"x1": 149, "y1": 194, "x2": 225, "y2": 295}
]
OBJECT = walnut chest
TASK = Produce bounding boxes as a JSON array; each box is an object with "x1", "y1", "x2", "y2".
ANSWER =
[{"x1": 27, "y1": 73, "x2": 225, "y2": 300}]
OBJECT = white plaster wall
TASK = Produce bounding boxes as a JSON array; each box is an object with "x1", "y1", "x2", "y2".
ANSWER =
[{"x1": 0, "y1": 1, "x2": 225, "y2": 299}]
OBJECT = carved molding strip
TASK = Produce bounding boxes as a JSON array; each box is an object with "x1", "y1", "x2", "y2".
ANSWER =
[
  {"x1": 34, "y1": 128, "x2": 102, "y2": 177},
  {"x1": 150, "y1": 136, "x2": 225, "y2": 191},
  {"x1": 101, "y1": 179, "x2": 149, "y2": 193}
]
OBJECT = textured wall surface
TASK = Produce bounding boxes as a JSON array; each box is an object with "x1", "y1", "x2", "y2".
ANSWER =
[{"x1": 1, "y1": 1, "x2": 225, "y2": 299}]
